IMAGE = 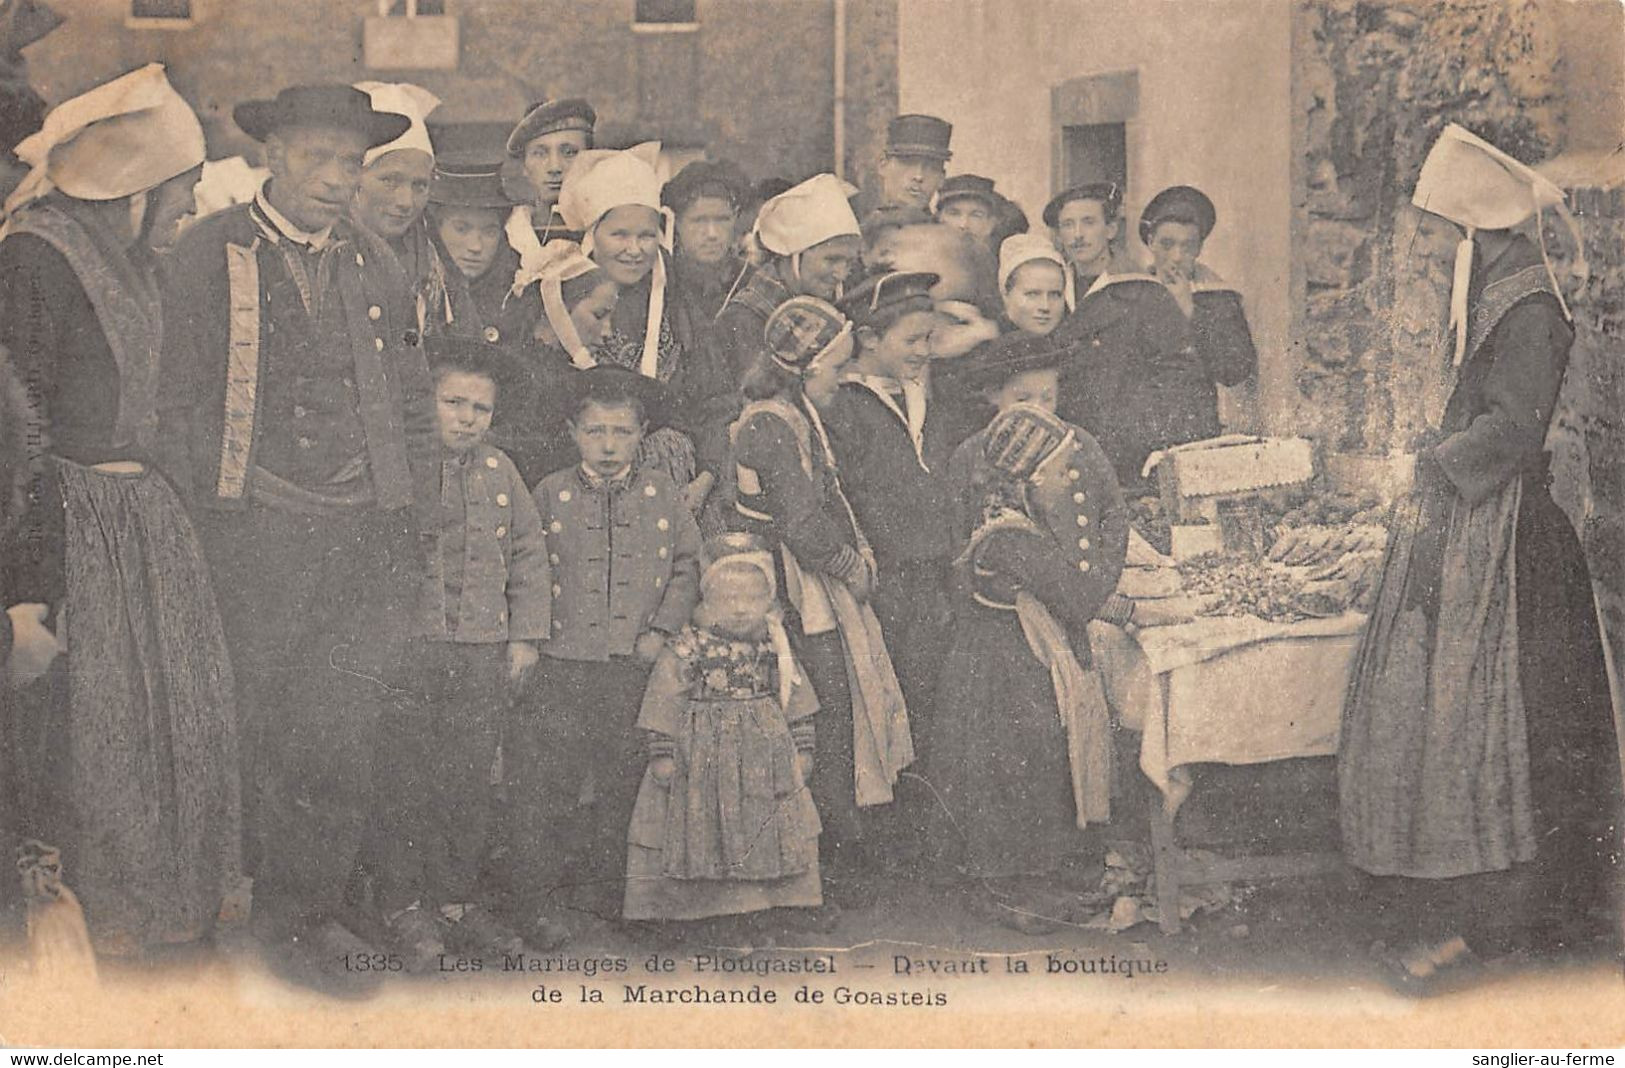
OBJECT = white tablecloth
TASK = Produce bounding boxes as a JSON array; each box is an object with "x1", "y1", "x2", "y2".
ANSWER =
[{"x1": 1089, "y1": 613, "x2": 1367, "y2": 813}]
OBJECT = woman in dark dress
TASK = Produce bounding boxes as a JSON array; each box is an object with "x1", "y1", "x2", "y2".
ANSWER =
[
  {"x1": 1340, "y1": 125, "x2": 1622, "y2": 987},
  {"x1": 933, "y1": 332, "x2": 1126, "y2": 933},
  {"x1": 724, "y1": 295, "x2": 913, "y2": 913},
  {"x1": 0, "y1": 64, "x2": 241, "y2": 956}
]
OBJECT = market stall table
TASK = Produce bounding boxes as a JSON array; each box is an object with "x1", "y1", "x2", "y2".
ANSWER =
[{"x1": 1089, "y1": 611, "x2": 1368, "y2": 933}]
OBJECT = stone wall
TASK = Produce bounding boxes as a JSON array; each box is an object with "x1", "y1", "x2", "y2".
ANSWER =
[
  {"x1": 1296, "y1": 0, "x2": 1625, "y2": 710},
  {"x1": 1294, "y1": 0, "x2": 1568, "y2": 457},
  {"x1": 1556, "y1": 183, "x2": 1625, "y2": 701}
]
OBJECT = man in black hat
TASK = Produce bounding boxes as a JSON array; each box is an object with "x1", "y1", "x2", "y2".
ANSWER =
[
  {"x1": 1137, "y1": 184, "x2": 1256, "y2": 440},
  {"x1": 934, "y1": 173, "x2": 999, "y2": 250},
  {"x1": 661, "y1": 158, "x2": 750, "y2": 323},
  {"x1": 155, "y1": 83, "x2": 439, "y2": 989},
  {"x1": 426, "y1": 161, "x2": 519, "y2": 340},
  {"x1": 851, "y1": 113, "x2": 953, "y2": 218},
  {"x1": 505, "y1": 97, "x2": 596, "y2": 247},
  {"x1": 1042, "y1": 182, "x2": 1206, "y2": 488}
]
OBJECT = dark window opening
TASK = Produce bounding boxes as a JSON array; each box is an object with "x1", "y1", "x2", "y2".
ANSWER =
[
  {"x1": 131, "y1": 0, "x2": 191, "y2": 18},
  {"x1": 383, "y1": 0, "x2": 445, "y2": 15},
  {"x1": 1062, "y1": 122, "x2": 1127, "y2": 198},
  {"x1": 635, "y1": 0, "x2": 696, "y2": 25}
]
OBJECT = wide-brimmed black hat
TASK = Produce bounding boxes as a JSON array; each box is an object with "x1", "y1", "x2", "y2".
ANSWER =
[
  {"x1": 884, "y1": 114, "x2": 952, "y2": 162},
  {"x1": 563, "y1": 365, "x2": 671, "y2": 431},
  {"x1": 234, "y1": 84, "x2": 411, "y2": 147},
  {"x1": 1041, "y1": 181, "x2": 1122, "y2": 229},
  {"x1": 424, "y1": 331, "x2": 528, "y2": 398},
  {"x1": 505, "y1": 98, "x2": 596, "y2": 157},
  {"x1": 957, "y1": 329, "x2": 1071, "y2": 392},
  {"x1": 429, "y1": 161, "x2": 513, "y2": 209},
  {"x1": 1138, "y1": 184, "x2": 1216, "y2": 245},
  {"x1": 661, "y1": 158, "x2": 751, "y2": 214},
  {"x1": 936, "y1": 174, "x2": 997, "y2": 211}
]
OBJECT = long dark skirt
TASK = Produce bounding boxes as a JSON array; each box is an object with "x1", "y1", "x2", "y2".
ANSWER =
[
  {"x1": 1341, "y1": 473, "x2": 1621, "y2": 949},
  {"x1": 7, "y1": 461, "x2": 241, "y2": 953},
  {"x1": 929, "y1": 600, "x2": 1089, "y2": 879}
]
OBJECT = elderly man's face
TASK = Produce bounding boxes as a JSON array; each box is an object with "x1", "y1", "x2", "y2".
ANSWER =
[
  {"x1": 877, "y1": 153, "x2": 945, "y2": 210},
  {"x1": 523, "y1": 129, "x2": 589, "y2": 211},
  {"x1": 265, "y1": 124, "x2": 370, "y2": 233},
  {"x1": 354, "y1": 148, "x2": 433, "y2": 241}
]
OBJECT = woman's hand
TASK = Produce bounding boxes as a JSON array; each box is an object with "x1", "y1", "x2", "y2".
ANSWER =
[
  {"x1": 649, "y1": 754, "x2": 676, "y2": 786},
  {"x1": 795, "y1": 751, "x2": 813, "y2": 785},
  {"x1": 6, "y1": 603, "x2": 63, "y2": 689},
  {"x1": 507, "y1": 640, "x2": 539, "y2": 685}
]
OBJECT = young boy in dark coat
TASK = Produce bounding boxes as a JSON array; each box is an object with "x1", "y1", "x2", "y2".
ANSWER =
[
  {"x1": 502, "y1": 367, "x2": 702, "y2": 942},
  {"x1": 370, "y1": 335, "x2": 550, "y2": 969}
]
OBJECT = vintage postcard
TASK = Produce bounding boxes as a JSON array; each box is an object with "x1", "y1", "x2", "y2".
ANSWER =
[{"x1": 0, "y1": 0, "x2": 1620, "y2": 1050}]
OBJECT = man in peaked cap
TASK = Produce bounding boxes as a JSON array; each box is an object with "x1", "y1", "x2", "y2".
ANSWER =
[
  {"x1": 851, "y1": 113, "x2": 953, "y2": 219},
  {"x1": 1136, "y1": 184, "x2": 1257, "y2": 441},
  {"x1": 505, "y1": 97, "x2": 595, "y2": 249},
  {"x1": 934, "y1": 173, "x2": 999, "y2": 250},
  {"x1": 1339, "y1": 122, "x2": 1620, "y2": 989},
  {"x1": 156, "y1": 82, "x2": 440, "y2": 991},
  {"x1": 1043, "y1": 180, "x2": 1205, "y2": 488}
]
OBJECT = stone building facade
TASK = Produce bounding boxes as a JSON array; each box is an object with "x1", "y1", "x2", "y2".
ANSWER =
[
  {"x1": 19, "y1": 0, "x2": 1625, "y2": 687},
  {"x1": 24, "y1": 0, "x2": 899, "y2": 185}
]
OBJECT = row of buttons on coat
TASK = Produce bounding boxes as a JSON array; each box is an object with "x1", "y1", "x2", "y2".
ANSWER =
[{"x1": 1069, "y1": 471, "x2": 1092, "y2": 571}]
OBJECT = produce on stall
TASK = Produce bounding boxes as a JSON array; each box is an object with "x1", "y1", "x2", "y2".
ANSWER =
[{"x1": 1118, "y1": 435, "x2": 1392, "y2": 626}]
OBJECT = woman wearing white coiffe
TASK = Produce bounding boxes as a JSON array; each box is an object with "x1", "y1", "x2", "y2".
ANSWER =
[
  {"x1": 350, "y1": 81, "x2": 444, "y2": 333},
  {"x1": 1338, "y1": 124, "x2": 1621, "y2": 986},
  {"x1": 535, "y1": 142, "x2": 713, "y2": 506},
  {"x1": 0, "y1": 63, "x2": 243, "y2": 956}
]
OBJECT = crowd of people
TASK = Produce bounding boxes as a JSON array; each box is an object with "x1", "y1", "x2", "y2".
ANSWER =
[{"x1": 0, "y1": 60, "x2": 1615, "y2": 998}]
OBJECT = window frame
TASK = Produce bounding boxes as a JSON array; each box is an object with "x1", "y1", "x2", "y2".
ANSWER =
[
  {"x1": 125, "y1": 0, "x2": 195, "y2": 30},
  {"x1": 377, "y1": 0, "x2": 447, "y2": 17},
  {"x1": 631, "y1": 0, "x2": 698, "y2": 34}
]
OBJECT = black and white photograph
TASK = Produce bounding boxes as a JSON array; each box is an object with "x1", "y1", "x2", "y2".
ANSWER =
[{"x1": 0, "y1": 0, "x2": 1619, "y2": 1050}]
